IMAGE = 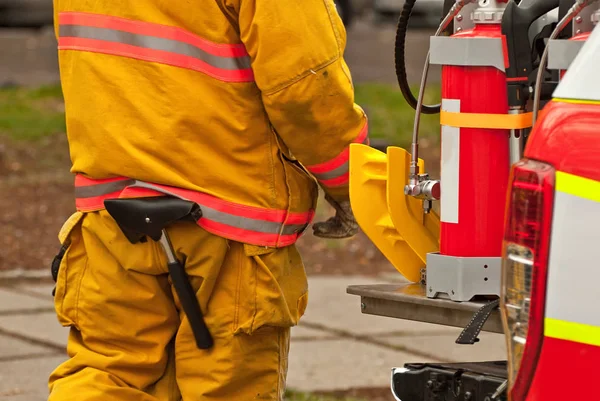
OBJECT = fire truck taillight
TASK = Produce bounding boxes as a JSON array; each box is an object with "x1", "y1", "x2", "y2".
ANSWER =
[{"x1": 501, "y1": 159, "x2": 555, "y2": 401}]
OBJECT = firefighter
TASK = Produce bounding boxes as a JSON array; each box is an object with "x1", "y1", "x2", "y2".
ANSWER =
[{"x1": 48, "y1": 0, "x2": 368, "y2": 400}]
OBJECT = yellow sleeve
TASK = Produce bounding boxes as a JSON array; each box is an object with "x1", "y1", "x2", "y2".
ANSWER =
[{"x1": 235, "y1": 0, "x2": 369, "y2": 201}]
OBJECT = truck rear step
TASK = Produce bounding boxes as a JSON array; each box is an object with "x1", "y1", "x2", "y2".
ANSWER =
[
  {"x1": 391, "y1": 361, "x2": 507, "y2": 401},
  {"x1": 347, "y1": 283, "x2": 503, "y2": 334}
]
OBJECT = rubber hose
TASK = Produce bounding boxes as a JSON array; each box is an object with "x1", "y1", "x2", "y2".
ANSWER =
[{"x1": 394, "y1": 0, "x2": 441, "y2": 114}]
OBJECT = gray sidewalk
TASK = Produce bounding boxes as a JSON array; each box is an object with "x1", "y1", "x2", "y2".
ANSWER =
[{"x1": 0, "y1": 276, "x2": 506, "y2": 400}]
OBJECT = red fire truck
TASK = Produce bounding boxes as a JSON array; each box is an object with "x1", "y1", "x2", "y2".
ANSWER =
[{"x1": 346, "y1": 0, "x2": 600, "y2": 399}]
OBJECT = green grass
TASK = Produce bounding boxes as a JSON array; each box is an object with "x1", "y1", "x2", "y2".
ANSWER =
[
  {"x1": 355, "y1": 82, "x2": 441, "y2": 148},
  {"x1": 0, "y1": 84, "x2": 65, "y2": 141},
  {"x1": 285, "y1": 390, "x2": 365, "y2": 401},
  {"x1": 0, "y1": 82, "x2": 439, "y2": 146}
]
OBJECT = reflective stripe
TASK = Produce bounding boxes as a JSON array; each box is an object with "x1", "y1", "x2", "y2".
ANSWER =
[
  {"x1": 128, "y1": 181, "x2": 307, "y2": 235},
  {"x1": 60, "y1": 25, "x2": 251, "y2": 71},
  {"x1": 75, "y1": 177, "x2": 135, "y2": 198},
  {"x1": 555, "y1": 170, "x2": 600, "y2": 203},
  {"x1": 74, "y1": 175, "x2": 314, "y2": 247},
  {"x1": 306, "y1": 122, "x2": 369, "y2": 187},
  {"x1": 58, "y1": 12, "x2": 254, "y2": 83},
  {"x1": 440, "y1": 99, "x2": 460, "y2": 224},
  {"x1": 545, "y1": 172, "x2": 600, "y2": 332},
  {"x1": 554, "y1": 98, "x2": 600, "y2": 105},
  {"x1": 545, "y1": 318, "x2": 600, "y2": 347},
  {"x1": 311, "y1": 161, "x2": 349, "y2": 182}
]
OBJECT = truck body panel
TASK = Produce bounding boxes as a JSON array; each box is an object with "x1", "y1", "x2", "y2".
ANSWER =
[{"x1": 519, "y1": 99, "x2": 600, "y2": 401}]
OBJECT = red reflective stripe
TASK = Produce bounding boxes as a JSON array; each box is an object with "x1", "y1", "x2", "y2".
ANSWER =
[
  {"x1": 122, "y1": 185, "x2": 305, "y2": 246},
  {"x1": 73, "y1": 177, "x2": 313, "y2": 246},
  {"x1": 75, "y1": 186, "x2": 161, "y2": 211},
  {"x1": 286, "y1": 210, "x2": 316, "y2": 225},
  {"x1": 127, "y1": 182, "x2": 312, "y2": 223},
  {"x1": 75, "y1": 189, "x2": 304, "y2": 246},
  {"x1": 320, "y1": 173, "x2": 349, "y2": 188},
  {"x1": 59, "y1": 12, "x2": 249, "y2": 58},
  {"x1": 75, "y1": 180, "x2": 313, "y2": 224},
  {"x1": 75, "y1": 191, "x2": 121, "y2": 211},
  {"x1": 308, "y1": 148, "x2": 349, "y2": 175},
  {"x1": 58, "y1": 37, "x2": 254, "y2": 83},
  {"x1": 306, "y1": 122, "x2": 369, "y2": 175}
]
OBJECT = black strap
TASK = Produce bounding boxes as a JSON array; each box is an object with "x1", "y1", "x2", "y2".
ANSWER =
[
  {"x1": 456, "y1": 299, "x2": 500, "y2": 345},
  {"x1": 51, "y1": 243, "x2": 70, "y2": 296},
  {"x1": 104, "y1": 197, "x2": 201, "y2": 243},
  {"x1": 168, "y1": 261, "x2": 214, "y2": 349}
]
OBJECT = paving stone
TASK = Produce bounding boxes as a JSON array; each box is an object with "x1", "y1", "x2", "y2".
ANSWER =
[
  {"x1": 0, "y1": 312, "x2": 68, "y2": 349},
  {"x1": 291, "y1": 324, "x2": 334, "y2": 340},
  {"x1": 0, "y1": 276, "x2": 506, "y2": 396},
  {"x1": 287, "y1": 333, "x2": 505, "y2": 393},
  {"x1": 0, "y1": 334, "x2": 52, "y2": 359},
  {"x1": 14, "y1": 284, "x2": 55, "y2": 299},
  {"x1": 0, "y1": 288, "x2": 52, "y2": 313},
  {"x1": 0, "y1": 394, "x2": 46, "y2": 401},
  {"x1": 287, "y1": 338, "x2": 437, "y2": 392},
  {"x1": 0, "y1": 356, "x2": 66, "y2": 401},
  {"x1": 304, "y1": 276, "x2": 459, "y2": 336}
]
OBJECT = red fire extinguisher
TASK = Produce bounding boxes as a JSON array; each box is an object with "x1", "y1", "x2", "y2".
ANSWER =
[
  {"x1": 437, "y1": 0, "x2": 559, "y2": 258},
  {"x1": 438, "y1": 2, "x2": 511, "y2": 257},
  {"x1": 394, "y1": 0, "x2": 558, "y2": 300}
]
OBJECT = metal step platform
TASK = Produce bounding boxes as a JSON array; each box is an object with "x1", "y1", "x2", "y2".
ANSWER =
[
  {"x1": 346, "y1": 283, "x2": 504, "y2": 334},
  {"x1": 392, "y1": 361, "x2": 508, "y2": 401}
]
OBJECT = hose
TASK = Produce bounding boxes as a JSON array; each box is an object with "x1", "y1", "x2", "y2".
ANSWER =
[
  {"x1": 394, "y1": 0, "x2": 442, "y2": 114},
  {"x1": 408, "y1": 0, "x2": 474, "y2": 179},
  {"x1": 532, "y1": 0, "x2": 598, "y2": 122}
]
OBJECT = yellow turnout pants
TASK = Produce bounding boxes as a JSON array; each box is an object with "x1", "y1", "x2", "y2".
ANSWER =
[{"x1": 48, "y1": 210, "x2": 309, "y2": 401}]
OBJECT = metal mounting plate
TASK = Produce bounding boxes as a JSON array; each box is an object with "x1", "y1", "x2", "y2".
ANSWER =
[
  {"x1": 426, "y1": 253, "x2": 501, "y2": 302},
  {"x1": 548, "y1": 39, "x2": 586, "y2": 70},
  {"x1": 454, "y1": 2, "x2": 477, "y2": 33}
]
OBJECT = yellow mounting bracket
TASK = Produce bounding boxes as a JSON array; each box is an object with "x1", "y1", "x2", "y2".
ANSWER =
[{"x1": 349, "y1": 144, "x2": 440, "y2": 283}]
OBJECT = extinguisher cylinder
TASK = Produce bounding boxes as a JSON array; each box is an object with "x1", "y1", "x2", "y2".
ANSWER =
[{"x1": 440, "y1": 24, "x2": 510, "y2": 258}]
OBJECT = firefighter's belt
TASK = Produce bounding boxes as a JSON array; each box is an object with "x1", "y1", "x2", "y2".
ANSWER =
[{"x1": 440, "y1": 111, "x2": 534, "y2": 130}]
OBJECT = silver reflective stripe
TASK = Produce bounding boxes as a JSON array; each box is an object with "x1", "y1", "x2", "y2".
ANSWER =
[
  {"x1": 131, "y1": 181, "x2": 305, "y2": 235},
  {"x1": 545, "y1": 190, "x2": 600, "y2": 327},
  {"x1": 553, "y1": 24, "x2": 600, "y2": 101},
  {"x1": 312, "y1": 162, "x2": 349, "y2": 181},
  {"x1": 440, "y1": 99, "x2": 460, "y2": 224},
  {"x1": 202, "y1": 205, "x2": 306, "y2": 235},
  {"x1": 60, "y1": 25, "x2": 252, "y2": 71},
  {"x1": 547, "y1": 39, "x2": 585, "y2": 70},
  {"x1": 429, "y1": 36, "x2": 505, "y2": 72},
  {"x1": 74, "y1": 179, "x2": 135, "y2": 198}
]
